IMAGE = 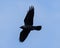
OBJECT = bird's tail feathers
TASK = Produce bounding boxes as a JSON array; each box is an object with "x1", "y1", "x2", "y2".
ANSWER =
[{"x1": 33, "y1": 26, "x2": 42, "y2": 30}]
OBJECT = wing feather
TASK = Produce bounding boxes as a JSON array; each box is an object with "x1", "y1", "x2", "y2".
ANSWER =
[
  {"x1": 19, "y1": 29, "x2": 30, "y2": 42},
  {"x1": 24, "y1": 6, "x2": 34, "y2": 25}
]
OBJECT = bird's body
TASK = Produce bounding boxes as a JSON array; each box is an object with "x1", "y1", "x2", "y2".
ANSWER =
[
  {"x1": 19, "y1": 6, "x2": 42, "y2": 42},
  {"x1": 20, "y1": 25, "x2": 41, "y2": 30}
]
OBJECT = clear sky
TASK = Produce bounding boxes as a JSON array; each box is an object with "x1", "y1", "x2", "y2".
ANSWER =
[{"x1": 0, "y1": 0, "x2": 60, "y2": 48}]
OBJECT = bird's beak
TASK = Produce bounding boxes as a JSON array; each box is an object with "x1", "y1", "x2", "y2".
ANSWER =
[
  {"x1": 19, "y1": 26, "x2": 21, "y2": 28},
  {"x1": 20, "y1": 26, "x2": 23, "y2": 29}
]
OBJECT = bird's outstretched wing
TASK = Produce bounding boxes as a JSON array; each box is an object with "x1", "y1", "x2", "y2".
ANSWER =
[
  {"x1": 24, "y1": 6, "x2": 34, "y2": 25},
  {"x1": 19, "y1": 29, "x2": 30, "y2": 42}
]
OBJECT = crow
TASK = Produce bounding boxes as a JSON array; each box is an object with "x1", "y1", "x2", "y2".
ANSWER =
[{"x1": 19, "y1": 6, "x2": 42, "y2": 42}]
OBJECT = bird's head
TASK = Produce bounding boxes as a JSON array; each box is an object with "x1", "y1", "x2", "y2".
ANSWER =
[
  {"x1": 20, "y1": 26, "x2": 24, "y2": 29},
  {"x1": 20, "y1": 26, "x2": 26, "y2": 29}
]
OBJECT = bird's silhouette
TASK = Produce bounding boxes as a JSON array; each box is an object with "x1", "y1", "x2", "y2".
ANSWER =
[{"x1": 19, "y1": 6, "x2": 42, "y2": 42}]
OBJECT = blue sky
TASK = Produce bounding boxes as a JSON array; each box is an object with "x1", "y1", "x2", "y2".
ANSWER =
[{"x1": 0, "y1": 0, "x2": 60, "y2": 48}]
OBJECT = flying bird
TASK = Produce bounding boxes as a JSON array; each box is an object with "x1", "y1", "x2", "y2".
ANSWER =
[{"x1": 19, "y1": 6, "x2": 42, "y2": 42}]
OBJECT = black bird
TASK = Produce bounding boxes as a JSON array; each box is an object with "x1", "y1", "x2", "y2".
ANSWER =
[{"x1": 19, "y1": 6, "x2": 42, "y2": 42}]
